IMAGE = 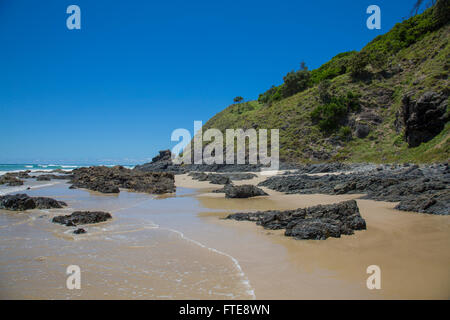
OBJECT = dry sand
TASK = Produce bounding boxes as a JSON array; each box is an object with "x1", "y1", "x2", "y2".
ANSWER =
[{"x1": 175, "y1": 173, "x2": 450, "y2": 299}]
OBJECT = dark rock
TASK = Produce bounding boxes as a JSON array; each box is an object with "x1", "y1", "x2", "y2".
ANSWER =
[
  {"x1": 395, "y1": 190, "x2": 449, "y2": 215},
  {"x1": 36, "y1": 174, "x2": 72, "y2": 181},
  {"x1": 223, "y1": 184, "x2": 268, "y2": 198},
  {"x1": 33, "y1": 197, "x2": 67, "y2": 209},
  {"x1": 226, "y1": 200, "x2": 366, "y2": 240},
  {"x1": 0, "y1": 173, "x2": 24, "y2": 186},
  {"x1": 73, "y1": 228, "x2": 86, "y2": 234},
  {"x1": 0, "y1": 194, "x2": 67, "y2": 211},
  {"x1": 258, "y1": 163, "x2": 450, "y2": 215},
  {"x1": 400, "y1": 91, "x2": 448, "y2": 147},
  {"x1": 188, "y1": 172, "x2": 232, "y2": 185},
  {"x1": 52, "y1": 211, "x2": 112, "y2": 226},
  {"x1": 70, "y1": 166, "x2": 175, "y2": 194},
  {"x1": 355, "y1": 124, "x2": 370, "y2": 138}
]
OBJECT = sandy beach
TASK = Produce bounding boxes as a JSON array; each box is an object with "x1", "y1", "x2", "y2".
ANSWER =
[{"x1": 1, "y1": 172, "x2": 448, "y2": 299}]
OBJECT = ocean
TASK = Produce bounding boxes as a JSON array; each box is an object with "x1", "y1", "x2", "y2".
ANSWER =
[
  {"x1": 0, "y1": 164, "x2": 135, "y2": 176},
  {"x1": 0, "y1": 164, "x2": 134, "y2": 196}
]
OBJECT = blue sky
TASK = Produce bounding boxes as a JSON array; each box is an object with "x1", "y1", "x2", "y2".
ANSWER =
[{"x1": 0, "y1": 0, "x2": 424, "y2": 164}]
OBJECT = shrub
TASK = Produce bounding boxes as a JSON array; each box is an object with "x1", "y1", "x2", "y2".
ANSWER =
[
  {"x1": 233, "y1": 96, "x2": 244, "y2": 103},
  {"x1": 310, "y1": 91, "x2": 360, "y2": 132},
  {"x1": 310, "y1": 51, "x2": 357, "y2": 85},
  {"x1": 338, "y1": 126, "x2": 352, "y2": 140},
  {"x1": 349, "y1": 52, "x2": 370, "y2": 77},
  {"x1": 318, "y1": 80, "x2": 332, "y2": 103},
  {"x1": 258, "y1": 85, "x2": 283, "y2": 105},
  {"x1": 282, "y1": 62, "x2": 310, "y2": 98}
]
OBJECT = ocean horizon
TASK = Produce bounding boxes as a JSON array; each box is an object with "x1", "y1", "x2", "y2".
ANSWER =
[{"x1": 0, "y1": 163, "x2": 136, "y2": 175}]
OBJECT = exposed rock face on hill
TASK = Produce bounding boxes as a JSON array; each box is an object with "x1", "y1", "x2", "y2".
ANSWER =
[
  {"x1": 259, "y1": 163, "x2": 449, "y2": 215},
  {"x1": 226, "y1": 200, "x2": 366, "y2": 240},
  {"x1": 198, "y1": 8, "x2": 449, "y2": 164},
  {"x1": 52, "y1": 211, "x2": 112, "y2": 226},
  {"x1": 0, "y1": 194, "x2": 67, "y2": 211},
  {"x1": 70, "y1": 166, "x2": 175, "y2": 194},
  {"x1": 398, "y1": 91, "x2": 448, "y2": 147}
]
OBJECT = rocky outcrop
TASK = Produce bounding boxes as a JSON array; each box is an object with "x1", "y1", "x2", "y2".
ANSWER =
[
  {"x1": 133, "y1": 150, "x2": 187, "y2": 173},
  {"x1": 0, "y1": 194, "x2": 67, "y2": 211},
  {"x1": 259, "y1": 163, "x2": 449, "y2": 215},
  {"x1": 226, "y1": 200, "x2": 366, "y2": 240},
  {"x1": 134, "y1": 150, "x2": 264, "y2": 173},
  {"x1": 52, "y1": 211, "x2": 112, "y2": 226},
  {"x1": 188, "y1": 172, "x2": 231, "y2": 185},
  {"x1": 0, "y1": 174, "x2": 24, "y2": 186},
  {"x1": 399, "y1": 91, "x2": 448, "y2": 147},
  {"x1": 188, "y1": 172, "x2": 257, "y2": 184},
  {"x1": 70, "y1": 166, "x2": 175, "y2": 194},
  {"x1": 395, "y1": 190, "x2": 449, "y2": 215},
  {"x1": 218, "y1": 184, "x2": 268, "y2": 198}
]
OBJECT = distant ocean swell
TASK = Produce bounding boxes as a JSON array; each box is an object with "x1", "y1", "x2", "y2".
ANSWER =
[{"x1": 0, "y1": 164, "x2": 135, "y2": 176}]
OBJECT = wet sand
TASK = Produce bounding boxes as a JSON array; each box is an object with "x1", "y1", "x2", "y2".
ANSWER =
[
  {"x1": 0, "y1": 174, "x2": 449, "y2": 299},
  {"x1": 176, "y1": 173, "x2": 450, "y2": 299}
]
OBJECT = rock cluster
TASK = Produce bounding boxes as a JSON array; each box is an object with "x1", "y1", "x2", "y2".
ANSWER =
[
  {"x1": 226, "y1": 200, "x2": 366, "y2": 240},
  {"x1": 259, "y1": 163, "x2": 449, "y2": 215},
  {"x1": 52, "y1": 211, "x2": 112, "y2": 226},
  {"x1": 133, "y1": 150, "x2": 263, "y2": 173},
  {"x1": 70, "y1": 166, "x2": 175, "y2": 194},
  {"x1": 0, "y1": 174, "x2": 24, "y2": 186},
  {"x1": 0, "y1": 194, "x2": 67, "y2": 211}
]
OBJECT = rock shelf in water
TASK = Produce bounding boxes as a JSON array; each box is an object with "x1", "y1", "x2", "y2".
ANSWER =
[{"x1": 0, "y1": 194, "x2": 67, "y2": 211}]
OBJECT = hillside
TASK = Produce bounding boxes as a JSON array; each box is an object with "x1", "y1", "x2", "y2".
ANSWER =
[{"x1": 201, "y1": 5, "x2": 449, "y2": 164}]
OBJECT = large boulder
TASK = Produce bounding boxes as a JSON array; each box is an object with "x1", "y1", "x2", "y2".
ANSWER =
[
  {"x1": 52, "y1": 211, "x2": 112, "y2": 226},
  {"x1": 0, "y1": 194, "x2": 67, "y2": 211},
  {"x1": 223, "y1": 184, "x2": 268, "y2": 198},
  {"x1": 227, "y1": 200, "x2": 366, "y2": 240}
]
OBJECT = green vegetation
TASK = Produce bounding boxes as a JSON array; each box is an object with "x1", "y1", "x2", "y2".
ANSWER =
[
  {"x1": 233, "y1": 96, "x2": 244, "y2": 103},
  {"x1": 310, "y1": 92, "x2": 360, "y2": 132},
  {"x1": 201, "y1": 5, "x2": 449, "y2": 163}
]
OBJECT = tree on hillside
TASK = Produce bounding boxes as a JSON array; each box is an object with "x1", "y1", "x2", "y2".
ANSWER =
[
  {"x1": 282, "y1": 61, "x2": 310, "y2": 98},
  {"x1": 412, "y1": 0, "x2": 449, "y2": 27},
  {"x1": 233, "y1": 96, "x2": 244, "y2": 103}
]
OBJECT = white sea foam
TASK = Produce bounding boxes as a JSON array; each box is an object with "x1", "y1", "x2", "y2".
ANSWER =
[
  {"x1": 0, "y1": 182, "x2": 60, "y2": 196},
  {"x1": 155, "y1": 226, "x2": 256, "y2": 299}
]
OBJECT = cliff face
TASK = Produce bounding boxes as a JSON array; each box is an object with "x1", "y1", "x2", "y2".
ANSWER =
[{"x1": 201, "y1": 7, "x2": 449, "y2": 164}]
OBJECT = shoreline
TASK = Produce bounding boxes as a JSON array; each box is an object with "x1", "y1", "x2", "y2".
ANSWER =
[
  {"x1": 175, "y1": 173, "x2": 450, "y2": 299},
  {"x1": 0, "y1": 168, "x2": 449, "y2": 299}
]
